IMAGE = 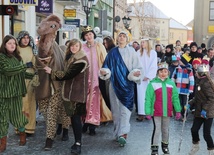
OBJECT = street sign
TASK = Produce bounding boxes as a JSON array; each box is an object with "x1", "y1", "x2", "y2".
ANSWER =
[
  {"x1": 61, "y1": 24, "x2": 76, "y2": 32},
  {"x1": 64, "y1": 9, "x2": 76, "y2": 17},
  {"x1": 0, "y1": 5, "x2": 18, "y2": 16},
  {"x1": 64, "y1": 19, "x2": 80, "y2": 27}
]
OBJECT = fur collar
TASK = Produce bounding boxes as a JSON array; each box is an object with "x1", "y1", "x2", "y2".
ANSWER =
[{"x1": 73, "y1": 50, "x2": 86, "y2": 60}]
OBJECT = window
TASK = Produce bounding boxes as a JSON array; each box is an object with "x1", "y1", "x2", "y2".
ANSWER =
[
  {"x1": 12, "y1": 10, "x2": 25, "y2": 37},
  {"x1": 210, "y1": 1, "x2": 214, "y2": 20}
]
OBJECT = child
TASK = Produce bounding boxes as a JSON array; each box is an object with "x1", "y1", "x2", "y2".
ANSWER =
[
  {"x1": 171, "y1": 53, "x2": 194, "y2": 120},
  {"x1": 188, "y1": 63, "x2": 214, "y2": 155},
  {"x1": 169, "y1": 55, "x2": 180, "y2": 78},
  {"x1": 44, "y1": 39, "x2": 89, "y2": 154},
  {"x1": 145, "y1": 62, "x2": 181, "y2": 155}
]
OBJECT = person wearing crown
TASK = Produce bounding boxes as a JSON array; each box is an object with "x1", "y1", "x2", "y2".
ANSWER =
[
  {"x1": 171, "y1": 53, "x2": 194, "y2": 120},
  {"x1": 80, "y1": 25, "x2": 112, "y2": 136},
  {"x1": 187, "y1": 63, "x2": 214, "y2": 155},
  {"x1": 145, "y1": 62, "x2": 181, "y2": 155},
  {"x1": 99, "y1": 31, "x2": 143, "y2": 147}
]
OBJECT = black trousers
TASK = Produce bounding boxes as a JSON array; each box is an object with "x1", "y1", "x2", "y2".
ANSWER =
[
  {"x1": 179, "y1": 94, "x2": 188, "y2": 117},
  {"x1": 191, "y1": 117, "x2": 214, "y2": 149},
  {"x1": 71, "y1": 115, "x2": 82, "y2": 144}
]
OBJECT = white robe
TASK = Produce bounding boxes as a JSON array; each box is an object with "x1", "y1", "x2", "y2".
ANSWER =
[
  {"x1": 137, "y1": 49, "x2": 157, "y2": 115},
  {"x1": 100, "y1": 45, "x2": 143, "y2": 138}
]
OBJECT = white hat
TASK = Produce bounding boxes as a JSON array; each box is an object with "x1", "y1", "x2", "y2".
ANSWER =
[{"x1": 157, "y1": 62, "x2": 169, "y2": 70}]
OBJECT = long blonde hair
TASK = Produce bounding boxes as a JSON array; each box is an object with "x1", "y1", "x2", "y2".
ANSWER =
[{"x1": 140, "y1": 39, "x2": 152, "y2": 57}]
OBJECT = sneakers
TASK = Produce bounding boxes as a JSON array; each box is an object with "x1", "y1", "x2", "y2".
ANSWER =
[
  {"x1": 118, "y1": 136, "x2": 126, "y2": 147},
  {"x1": 161, "y1": 142, "x2": 170, "y2": 154},
  {"x1": 189, "y1": 143, "x2": 199, "y2": 155},
  {"x1": 71, "y1": 143, "x2": 81, "y2": 155},
  {"x1": 151, "y1": 145, "x2": 159, "y2": 155}
]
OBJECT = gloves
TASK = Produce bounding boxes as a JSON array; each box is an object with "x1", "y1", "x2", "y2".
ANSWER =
[
  {"x1": 184, "y1": 104, "x2": 190, "y2": 111},
  {"x1": 201, "y1": 110, "x2": 207, "y2": 118},
  {"x1": 175, "y1": 112, "x2": 181, "y2": 120},
  {"x1": 26, "y1": 62, "x2": 33, "y2": 68}
]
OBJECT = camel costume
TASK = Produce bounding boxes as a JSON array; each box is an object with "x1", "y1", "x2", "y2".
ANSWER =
[{"x1": 35, "y1": 15, "x2": 70, "y2": 150}]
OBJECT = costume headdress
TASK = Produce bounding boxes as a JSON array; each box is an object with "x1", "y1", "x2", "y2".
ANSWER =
[
  {"x1": 157, "y1": 62, "x2": 169, "y2": 70},
  {"x1": 80, "y1": 25, "x2": 93, "y2": 33},
  {"x1": 17, "y1": 31, "x2": 38, "y2": 55},
  {"x1": 197, "y1": 64, "x2": 209, "y2": 73},
  {"x1": 180, "y1": 53, "x2": 191, "y2": 65},
  {"x1": 192, "y1": 58, "x2": 202, "y2": 65}
]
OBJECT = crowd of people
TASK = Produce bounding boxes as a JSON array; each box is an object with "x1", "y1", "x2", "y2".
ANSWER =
[{"x1": 1, "y1": 19, "x2": 214, "y2": 155}]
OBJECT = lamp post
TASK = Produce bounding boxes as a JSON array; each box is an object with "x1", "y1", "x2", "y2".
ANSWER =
[
  {"x1": 81, "y1": 0, "x2": 94, "y2": 25},
  {"x1": 122, "y1": 16, "x2": 131, "y2": 33}
]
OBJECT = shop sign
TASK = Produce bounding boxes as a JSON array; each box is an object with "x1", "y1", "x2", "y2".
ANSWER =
[
  {"x1": 35, "y1": 0, "x2": 52, "y2": 14},
  {"x1": 9, "y1": 0, "x2": 38, "y2": 6}
]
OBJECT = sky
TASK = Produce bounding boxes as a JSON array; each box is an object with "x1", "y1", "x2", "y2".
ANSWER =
[{"x1": 127, "y1": 0, "x2": 194, "y2": 25}]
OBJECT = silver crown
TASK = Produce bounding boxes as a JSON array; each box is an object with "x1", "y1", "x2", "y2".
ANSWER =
[{"x1": 197, "y1": 64, "x2": 209, "y2": 73}]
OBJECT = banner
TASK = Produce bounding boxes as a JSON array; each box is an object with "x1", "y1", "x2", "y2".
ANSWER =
[
  {"x1": 35, "y1": 0, "x2": 52, "y2": 14},
  {"x1": 9, "y1": 0, "x2": 38, "y2": 6}
]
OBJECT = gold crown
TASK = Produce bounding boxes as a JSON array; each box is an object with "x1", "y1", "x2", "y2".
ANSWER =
[
  {"x1": 182, "y1": 53, "x2": 192, "y2": 62},
  {"x1": 80, "y1": 25, "x2": 93, "y2": 32},
  {"x1": 158, "y1": 62, "x2": 169, "y2": 70}
]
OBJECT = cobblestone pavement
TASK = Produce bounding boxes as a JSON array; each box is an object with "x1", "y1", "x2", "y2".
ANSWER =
[{"x1": 1, "y1": 112, "x2": 210, "y2": 155}]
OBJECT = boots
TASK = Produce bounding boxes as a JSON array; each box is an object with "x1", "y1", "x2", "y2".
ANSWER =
[
  {"x1": 151, "y1": 145, "x2": 159, "y2": 155},
  {"x1": 19, "y1": 132, "x2": 26, "y2": 146},
  {"x1": 0, "y1": 136, "x2": 7, "y2": 153},
  {"x1": 62, "y1": 128, "x2": 69, "y2": 141},
  {"x1": 208, "y1": 149, "x2": 214, "y2": 155},
  {"x1": 44, "y1": 138, "x2": 53, "y2": 151},
  {"x1": 189, "y1": 143, "x2": 199, "y2": 155},
  {"x1": 71, "y1": 142, "x2": 81, "y2": 154},
  {"x1": 56, "y1": 124, "x2": 62, "y2": 135},
  {"x1": 161, "y1": 142, "x2": 170, "y2": 154}
]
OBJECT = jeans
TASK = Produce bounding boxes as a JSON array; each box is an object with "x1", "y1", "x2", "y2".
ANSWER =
[{"x1": 191, "y1": 117, "x2": 214, "y2": 149}]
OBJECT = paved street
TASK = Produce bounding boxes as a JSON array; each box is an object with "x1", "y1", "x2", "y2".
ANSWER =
[{"x1": 2, "y1": 112, "x2": 210, "y2": 155}]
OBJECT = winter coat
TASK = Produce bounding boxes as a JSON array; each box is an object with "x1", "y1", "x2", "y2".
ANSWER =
[
  {"x1": 189, "y1": 76, "x2": 214, "y2": 118},
  {"x1": 145, "y1": 77, "x2": 181, "y2": 117}
]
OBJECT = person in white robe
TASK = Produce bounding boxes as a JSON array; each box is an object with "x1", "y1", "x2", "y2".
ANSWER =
[{"x1": 136, "y1": 39, "x2": 157, "y2": 121}]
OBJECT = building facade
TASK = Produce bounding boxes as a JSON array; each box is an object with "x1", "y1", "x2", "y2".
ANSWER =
[{"x1": 194, "y1": 0, "x2": 214, "y2": 47}]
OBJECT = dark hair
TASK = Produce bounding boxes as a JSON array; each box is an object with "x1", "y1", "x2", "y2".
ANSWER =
[
  {"x1": 133, "y1": 41, "x2": 139, "y2": 45},
  {"x1": 81, "y1": 30, "x2": 97, "y2": 41},
  {"x1": 103, "y1": 36, "x2": 115, "y2": 51},
  {"x1": 0, "y1": 35, "x2": 22, "y2": 61},
  {"x1": 155, "y1": 44, "x2": 161, "y2": 48}
]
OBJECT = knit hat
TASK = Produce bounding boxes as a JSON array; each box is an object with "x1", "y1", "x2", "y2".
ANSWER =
[
  {"x1": 180, "y1": 53, "x2": 191, "y2": 65},
  {"x1": 201, "y1": 59, "x2": 209, "y2": 65},
  {"x1": 197, "y1": 64, "x2": 209, "y2": 73},
  {"x1": 157, "y1": 62, "x2": 168, "y2": 70},
  {"x1": 201, "y1": 43, "x2": 206, "y2": 48},
  {"x1": 192, "y1": 58, "x2": 202, "y2": 66},
  {"x1": 190, "y1": 42, "x2": 198, "y2": 49},
  {"x1": 118, "y1": 31, "x2": 129, "y2": 41},
  {"x1": 171, "y1": 55, "x2": 180, "y2": 62},
  {"x1": 166, "y1": 44, "x2": 174, "y2": 51}
]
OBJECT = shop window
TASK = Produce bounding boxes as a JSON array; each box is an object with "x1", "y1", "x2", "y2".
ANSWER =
[{"x1": 10, "y1": 9, "x2": 25, "y2": 36}]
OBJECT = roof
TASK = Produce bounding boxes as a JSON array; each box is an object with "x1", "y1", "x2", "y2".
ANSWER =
[
  {"x1": 170, "y1": 18, "x2": 188, "y2": 30},
  {"x1": 128, "y1": 1, "x2": 169, "y2": 19}
]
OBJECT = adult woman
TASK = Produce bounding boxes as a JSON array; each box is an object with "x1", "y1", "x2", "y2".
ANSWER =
[
  {"x1": 16, "y1": 31, "x2": 38, "y2": 136},
  {"x1": 0, "y1": 35, "x2": 33, "y2": 152},
  {"x1": 81, "y1": 25, "x2": 112, "y2": 135},
  {"x1": 103, "y1": 36, "x2": 116, "y2": 52},
  {"x1": 44, "y1": 39, "x2": 89, "y2": 154},
  {"x1": 136, "y1": 39, "x2": 157, "y2": 121},
  {"x1": 99, "y1": 31, "x2": 143, "y2": 146}
]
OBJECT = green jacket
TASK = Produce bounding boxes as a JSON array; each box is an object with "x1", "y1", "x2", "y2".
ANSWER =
[
  {"x1": 0, "y1": 53, "x2": 32, "y2": 98},
  {"x1": 145, "y1": 77, "x2": 181, "y2": 117}
]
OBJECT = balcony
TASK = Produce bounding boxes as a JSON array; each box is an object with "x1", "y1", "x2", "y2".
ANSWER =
[{"x1": 55, "y1": 0, "x2": 80, "y2": 6}]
